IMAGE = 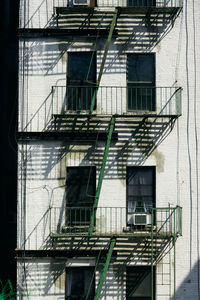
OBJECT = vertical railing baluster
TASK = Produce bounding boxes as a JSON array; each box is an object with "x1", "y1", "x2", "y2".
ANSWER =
[
  {"x1": 116, "y1": 87, "x2": 117, "y2": 115},
  {"x1": 121, "y1": 87, "x2": 122, "y2": 114},
  {"x1": 99, "y1": 207, "x2": 102, "y2": 233},
  {"x1": 120, "y1": 207, "x2": 122, "y2": 234},
  {"x1": 146, "y1": 87, "x2": 147, "y2": 110},
  {"x1": 105, "y1": 207, "x2": 107, "y2": 234},
  {"x1": 106, "y1": 87, "x2": 108, "y2": 114},
  {"x1": 135, "y1": 87, "x2": 137, "y2": 110},
  {"x1": 115, "y1": 207, "x2": 117, "y2": 233},
  {"x1": 111, "y1": 87, "x2": 113, "y2": 114},
  {"x1": 110, "y1": 207, "x2": 112, "y2": 232}
]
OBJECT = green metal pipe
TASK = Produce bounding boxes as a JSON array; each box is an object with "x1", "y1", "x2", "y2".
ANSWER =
[
  {"x1": 88, "y1": 116, "x2": 115, "y2": 235},
  {"x1": 94, "y1": 238, "x2": 116, "y2": 300}
]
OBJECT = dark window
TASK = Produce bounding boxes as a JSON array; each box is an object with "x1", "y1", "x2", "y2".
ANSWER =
[
  {"x1": 67, "y1": 52, "x2": 96, "y2": 110},
  {"x1": 66, "y1": 166, "x2": 96, "y2": 225},
  {"x1": 128, "y1": 0, "x2": 156, "y2": 6},
  {"x1": 126, "y1": 266, "x2": 155, "y2": 300},
  {"x1": 66, "y1": 267, "x2": 95, "y2": 300},
  {"x1": 127, "y1": 54, "x2": 155, "y2": 111},
  {"x1": 126, "y1": 167, "x2": 155, "y2": 225}
]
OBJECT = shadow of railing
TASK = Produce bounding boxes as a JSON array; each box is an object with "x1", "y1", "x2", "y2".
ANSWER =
[
  {"x1": 21, "y1": 90, "x2": 53, "y2": 132},
  {"x1": 19, "y1": 207, "x2": 51, "y2": 250}
]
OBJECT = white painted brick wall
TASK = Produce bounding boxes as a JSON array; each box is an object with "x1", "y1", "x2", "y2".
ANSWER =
[{"x1": 17, "y1": 0, "x2": 200, "y2": 299}]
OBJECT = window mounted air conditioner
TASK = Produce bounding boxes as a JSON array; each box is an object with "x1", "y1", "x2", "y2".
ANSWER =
[
  {"x1": 128, "y1": 213, "x2": 152, "y2": 226},
  {"x1": 73, "y1": 0, "x2": 88, "y2": 5}
]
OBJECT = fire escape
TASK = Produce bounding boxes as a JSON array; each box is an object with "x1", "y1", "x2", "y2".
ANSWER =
[{"x1": 18, "y1": 0, "x2": 183, "y2": 299}]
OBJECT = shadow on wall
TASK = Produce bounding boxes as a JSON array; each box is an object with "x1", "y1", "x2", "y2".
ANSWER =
[
  {"x1": 172, "y1": 259, "x2": 200, "y2": 300},
  {"x1": 17, "y1": 237, "x2": 173, "y2": 299},
  {"x1": 19, "y1": 113, "x2": 175, "y2": 241},
  {"x1": 54, "y1": 12, "x2": 174, "y2": 51},
  {"x1": 20, "y1": 11, "x2": 173, "y2": 77},
  {"x1": 17, "y1": 260, "x2": 66, "y2": 299},
  {"x1": 23, "y1": 0, "x2": 178, "y2": 47},
  {"x1": 18, "y1": 115, "x2": 175, "y2": 250},
  {"x1": 17, "y1": 250, "x2": 200, "y2": 299},
  {"x1": 19, "y1": 117, "x2": 175, "y2": 181}
]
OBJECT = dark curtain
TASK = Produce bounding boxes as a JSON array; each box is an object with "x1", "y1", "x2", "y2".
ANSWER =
[{"x1": 127, "y1": 167, "x2": 155, "y2": 213}]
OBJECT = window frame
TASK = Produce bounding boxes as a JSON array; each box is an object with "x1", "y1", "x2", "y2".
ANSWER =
[
  {"x1": 65, "y1": 266, "x2": 95, "y2": 300},
  {"x1": 66, "y1": 51, "x2": 97, "y2": 111},
  {"x1": 126, "y1": 53, "x2": 156, "y2": 112},
  {"x1": 126, "y1": 266, "x2": 156, "y2": 300},
  {"x1": 126, "y1": 166, "x2": 156, "y2": 226},
  {"x1": 65, "y1": 166, "x2": 96, "y2": 226},
  {"x1": 127, "y1": 0, "x2": 156, "y2": 7}
]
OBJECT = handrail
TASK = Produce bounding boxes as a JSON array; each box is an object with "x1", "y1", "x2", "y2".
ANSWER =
[
  {"x1": 51, "y1": 85, "x2": 182, "y2": 117},
  {"x1": 50, "y1": 206, "x2": 182, "y2": 237},
  {"x1": 53, "y1": 0, "x2": 183, "y2": 8}
]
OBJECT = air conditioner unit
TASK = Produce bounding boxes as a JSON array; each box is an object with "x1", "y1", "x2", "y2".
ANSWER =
[
  {"x1": 73, "y1": 0, "x2": 88, "y2": 5},
  {"x1": 128, "y1": 213, "x2": 152, "y2": 226}
]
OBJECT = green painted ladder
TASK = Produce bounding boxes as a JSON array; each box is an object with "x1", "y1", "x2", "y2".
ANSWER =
[
  {"x1": 90, "y1": 8, "x2": 119, "y2": 114},
  {"x1": 94, "y1": 238, "x2": 116, "y2": 300},
  {"x1": 88, "y1": 115, "x2": 115, "y2": 235}
]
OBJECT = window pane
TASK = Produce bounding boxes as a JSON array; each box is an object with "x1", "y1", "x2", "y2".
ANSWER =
[
  {"x1": 66, "y1": 167, "x2": 96, "y2": 225},
  {"x1": 127, "y1": 167, "x2": 155, "y2": 214},
  {"x1": 67, "y1": 52, "x2": 96, "y2": 110},
  {"x1": 127, "y1": 54, "x2": 155, "y2": 83},
  {"x1": 127, "y1": 54, "x2": 155, "y2": 111},
  {"x1": 68, "y1": 52, "x2": 96, "y2": 83},
  {"x1": 128, "y1": 0, "x2": 156, "y2": 6},
  {"x1": 66, "y1": 267, "x2": 95, "y2": 300},
  {"x1": 66, "y1": 167, "x2": 96, "y2": 206},
  {"x1": 126, "y1": 266, "x2": 154, "y2": 300}
]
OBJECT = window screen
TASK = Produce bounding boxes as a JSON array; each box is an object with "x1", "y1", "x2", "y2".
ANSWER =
[
  {"x1": 127, "y1": 167, "x2": 155, "y2": 214},
  {"x1": 66, "y1": 267, "x2": 95, "y2": 300},
  {"x1": 126, "y1": 266, "x2": 155, "y2": 300},
  {"x1": 67, "y1": 52, "x2": 96, "y2": 110},
  {"x1": 127, "y1": 54, "x2": 155, "y2": 111}
]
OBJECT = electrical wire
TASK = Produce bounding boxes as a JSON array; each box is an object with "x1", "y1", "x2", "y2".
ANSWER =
[
  {"x1": 192, "y1": 0, "x2": 200, "y2": 297},
  {"x1": 185, "y1": 0, "x2": 193, "y2": 272}
]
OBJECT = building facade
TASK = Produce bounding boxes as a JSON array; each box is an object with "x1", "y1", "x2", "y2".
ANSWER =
[{"x1": 17, "y1": 0, "x2": 200, "y2": 299}]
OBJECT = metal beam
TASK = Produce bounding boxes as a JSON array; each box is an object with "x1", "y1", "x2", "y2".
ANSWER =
[
  {"x1": 88, "y1": 116, "x2": 115, "y2": 235},
  {"x1": 94, "y1": 238, "x2": 116, "y2": 300},
  {"x1": 90, "y1": 8, "x2": 119, "y2": 114}
]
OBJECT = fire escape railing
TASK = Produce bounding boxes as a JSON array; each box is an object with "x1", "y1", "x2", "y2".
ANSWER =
[{"x1": 51, "y1": 86, "x2": 182, "y2": 117}]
